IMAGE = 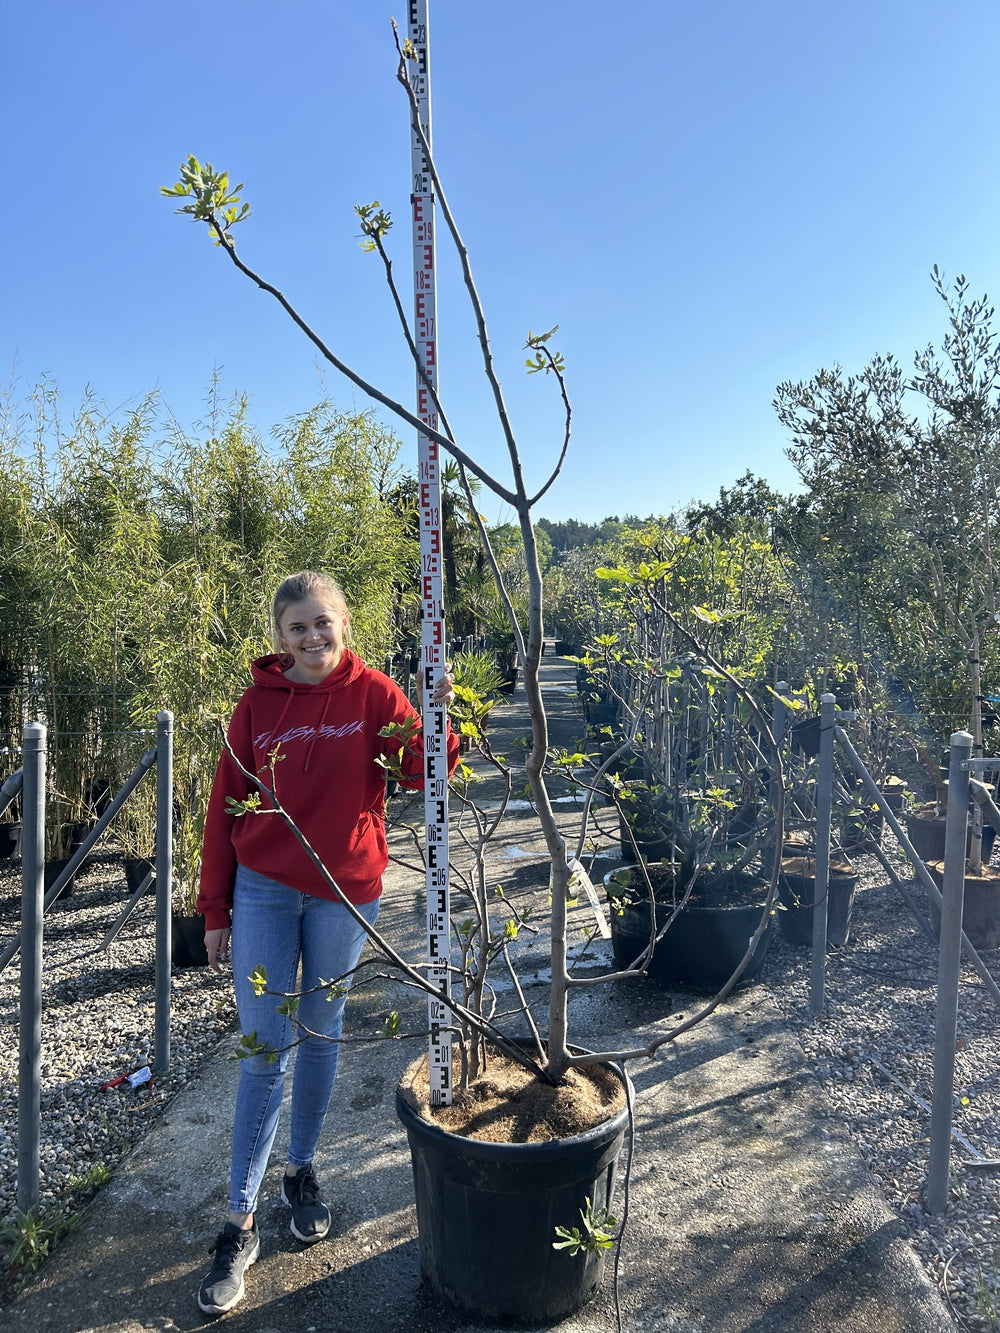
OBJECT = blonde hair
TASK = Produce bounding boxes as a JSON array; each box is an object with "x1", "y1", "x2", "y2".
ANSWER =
[{"x1": 271, "y1": 571, "x2": 352, "y2": 651}]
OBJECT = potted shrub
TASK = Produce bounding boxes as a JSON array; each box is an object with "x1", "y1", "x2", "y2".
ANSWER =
[
  {"x1": 7, "y1": 406, "x2": 166, "y2": 901},
  {"x1": 879, "y1": 773, "x2": 908, "y2": 813},
  {"x1": 449, "y1": 647, "x2": 511, "y2": 748},
  {"x1": 169, "y1": 797, "x2": 209, "y2": 967},
  {"x1": 836, "y1": 781, "x2": 884, "y2": 857},
  {"x1": 777, "y1": 267, "x2": 1000, "y2": 811},
  {"x1": 114, "y1": 775, "x2": 157, "y2": 899},
  {"x1": 905, "y1": 794, "x2": 996, "y2": 866},
  {"x1": 486, "y1": 627, "x2": 520, "y2": 696},
  {"x1": 920, "y1": 778, "x2": 1000, "y2": 952}
]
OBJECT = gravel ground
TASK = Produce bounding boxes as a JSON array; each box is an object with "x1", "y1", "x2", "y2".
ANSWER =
[
  {"x1": 766, "y1": 834, "x2": 1000, "y2": 1333},
  {"x1": 1, "y1": 830, "x2": 999, "y2": 1329},
  {"x1": 0, "y1": 849, "x2": 236, "y2": 1298}
]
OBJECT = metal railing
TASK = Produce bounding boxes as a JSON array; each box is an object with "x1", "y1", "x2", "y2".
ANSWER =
[
  {"x1": 7, "y1": 711, "x2": 174, "y2": 1214},
  {"x1": 778, "y1": 698, "x2": 1000, "y2": 1216},
  {"x1": 0, "y1": 766, "x2": 22, "y2": 822},
  {"x1": 925, "y1": 735, "x2": 1000, "y2": 1211}
]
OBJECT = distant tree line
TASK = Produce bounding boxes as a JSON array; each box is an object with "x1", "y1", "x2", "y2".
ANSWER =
[
  {"x1": 536, "y1": 270, "x2": 1000, "y2": 786},
  {"x1": 4, "y1": 267, "x2": 999, "y2": 860}
]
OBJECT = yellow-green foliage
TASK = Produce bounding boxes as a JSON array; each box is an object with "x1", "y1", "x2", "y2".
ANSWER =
[{"x1": 596, "y1": 520, "x2": 791, "y2": 682}]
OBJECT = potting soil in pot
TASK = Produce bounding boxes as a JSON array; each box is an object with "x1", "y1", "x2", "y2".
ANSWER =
[{"x1": 399, "y1": 1050, "x2": 625, "y2": 1142}]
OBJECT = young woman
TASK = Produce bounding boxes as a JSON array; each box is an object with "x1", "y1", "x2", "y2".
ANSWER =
[{"x1": 196, "y1": 570, "x2": 458, "y2": 1316}]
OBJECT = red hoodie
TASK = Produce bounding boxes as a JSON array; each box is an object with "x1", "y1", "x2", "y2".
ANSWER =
[{"x1": 197, "y1": 649, "x2": 459, "y2": 931}]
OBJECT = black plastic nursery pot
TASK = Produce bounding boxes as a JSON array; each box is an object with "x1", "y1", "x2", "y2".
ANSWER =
[
  {"x1": 41, "y1": 823, "x2": 94, "y2": 900},
  {"x1": 905, "y1": 812, "x2": 995, "y2": 865},
  {"x1": 879, "y1": 777, "x2": 908, "y2": 814},
  {"x1": 498, "y1": 664, "x2": 519, "y2": 696},
  {"x1": 777, "y1": 862, "x2": 859, "y2": 948},
  {"x1": 395, "y1": 1051, "x2": 630, "y2": 1324},
  {"x1": 0, "y1": 821, "x2": 20, "y2": 859},
  {"x1": 925, "y1": 862, "x2": 1000, "y2": 951},
  {"x1": 604, "y1": 866, "x2": 774, "y2": 991},
  {"x1": 790, "y1": 715, "x2": 822, "y2": 757},
  {"x1": 123, "y1": 856, "x2": 154, "y2": 896},
  {"x1": 44, "y1": 858, "x2": 75, "y2": 900},
  {"x1": 171, "y1": 912, "x2": 209, "y2": 968},
  {"x1": 586, "y1": 700, "x2": 618, "y2": 730}
]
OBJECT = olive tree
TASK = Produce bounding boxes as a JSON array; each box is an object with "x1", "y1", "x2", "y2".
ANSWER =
[{"x1": 775, "y1": 267, "x2": 1000, "y2": 785}]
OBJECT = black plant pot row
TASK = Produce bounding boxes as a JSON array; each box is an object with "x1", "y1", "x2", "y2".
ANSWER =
[{"x1": 605, "y1": 867, "x2": 774, "y2": 991}]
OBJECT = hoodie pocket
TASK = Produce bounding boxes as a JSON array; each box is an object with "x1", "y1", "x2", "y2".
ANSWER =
[
  {"x1": 349, "y1": 811, "x2": 373, "y2": 850},
  {"x1": 349, "y1": 810, "x2": 387, "y2": 862}
]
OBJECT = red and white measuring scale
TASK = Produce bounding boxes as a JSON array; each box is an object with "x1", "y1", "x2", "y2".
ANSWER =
[{"x1": 407, "y1": 0, "x2": 452, "y2": 1105}]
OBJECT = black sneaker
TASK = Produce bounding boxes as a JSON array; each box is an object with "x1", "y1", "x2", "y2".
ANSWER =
[
  {"x1": 197, "y1": 1220, "x2": 260, "y2": 1315},
  {"x1": 280, "y1": 1163, "x2": 331, "y2": 1243}
]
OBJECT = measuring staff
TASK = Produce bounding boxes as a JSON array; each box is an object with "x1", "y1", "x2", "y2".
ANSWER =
[{"x1": 407, "y1": 0, "x2": 453, "y2": 1107}]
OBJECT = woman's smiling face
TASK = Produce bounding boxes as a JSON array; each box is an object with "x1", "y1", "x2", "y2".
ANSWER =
[{"x1": 277, "y1": 595, "x2": 350, "y2": 683}]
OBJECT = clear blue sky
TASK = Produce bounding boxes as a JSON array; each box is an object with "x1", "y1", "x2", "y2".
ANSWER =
[{"x1": 3, "y1": 1, "x2": 1000, "y2": 523}]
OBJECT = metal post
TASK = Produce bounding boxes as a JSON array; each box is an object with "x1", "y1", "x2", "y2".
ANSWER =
[
  {"x1": 766, "y1": 683, "x2": 790, "y2": 873},
  {"x1": 834, "y1": 724, "x2": 1000, "y2": 1008},
  {"x1": 154, "y1": 711, "x2": 173, "y2": 1073},
  {"x1": 0, "y1": 746, "x2": 157, "y2": 977},
  {"x1": 810, "y1": 694, "x2": 835, "y2": 1015},
  {"x1": 927, "y1": 729, "x2": 972, "y2": 1213},
  {"x1": 17, "y1": 722, "x2": 45, "y2": 1215}
]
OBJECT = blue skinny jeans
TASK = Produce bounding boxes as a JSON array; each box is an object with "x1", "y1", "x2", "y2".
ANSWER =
[{"x1": 228, "y1": 864, "x2": 380, "y2": 1215}]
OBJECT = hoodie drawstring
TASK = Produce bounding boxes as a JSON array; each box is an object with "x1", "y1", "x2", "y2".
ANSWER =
[
  {"x1": 267, "y1": 690, "x2": 296, "y2": 769},
  {"x1": 304, "y1": 693, "x2": 333, "y2": 773}
]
